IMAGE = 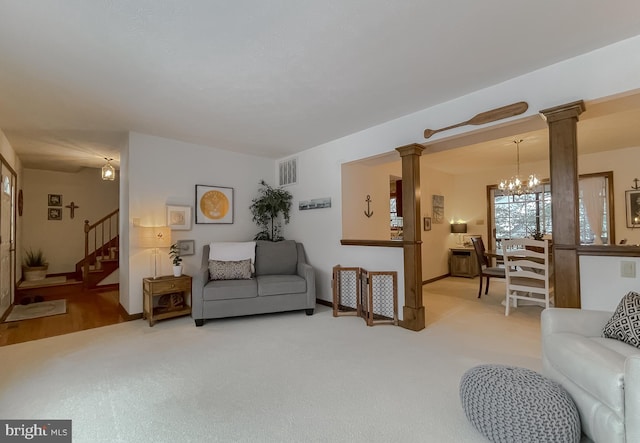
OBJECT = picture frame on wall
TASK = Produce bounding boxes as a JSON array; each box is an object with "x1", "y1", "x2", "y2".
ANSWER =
[
  {"x1": 176, "y1": 239, "x2": 196, "y2": 256},
  {"x1": 625, "y1": 190, "x2": 640, "y2": 228},
  {"x1": 423, "y1": 217, "x2": 432, "y2": 231},
  {"x1": 195, "y1": 185, "x2": 234, "y2": 224},
  {"x1": 166, "y1": 205, "x2": 192, "y2": 230},
  {"x1": 48, "y1": 194, "x2": 62, "y2": 207},
  {"x1": 432, "y1": 195, "x2": 444, "y2": 224},
  {"x1": 48, "y1": 207, "x2": 62, "y2": 221}
]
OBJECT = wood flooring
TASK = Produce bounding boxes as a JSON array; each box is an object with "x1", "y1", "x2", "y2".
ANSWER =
[{"x1": 0, "y1": 289, "x2": 131, "y2": 347}]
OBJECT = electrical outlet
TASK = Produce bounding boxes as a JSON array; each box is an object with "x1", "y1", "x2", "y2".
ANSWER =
[
  {"x1": 132, "y1": 218, "x2": 141, "y2": 227},
  {"x1": 621, "y1": 261, "x2": 636, "y2": 278}
]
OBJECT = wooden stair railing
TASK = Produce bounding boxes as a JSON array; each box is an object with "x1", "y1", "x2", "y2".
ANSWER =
[{"x1": 80, "y1": 209, "x2": 119, "y2": 288}]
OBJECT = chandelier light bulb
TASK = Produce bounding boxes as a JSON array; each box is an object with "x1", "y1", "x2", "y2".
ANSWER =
[{"x1": 498, "y1": 139, "x2": 540, "y2": 196}]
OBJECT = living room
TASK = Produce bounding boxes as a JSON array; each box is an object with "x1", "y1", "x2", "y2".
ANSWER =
[{"x1": 2, "y1": 3, "x2": 640, "y2": 442}]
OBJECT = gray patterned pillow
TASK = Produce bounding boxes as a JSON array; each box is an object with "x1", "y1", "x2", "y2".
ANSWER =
[
  {"x1": 209, "y1": 259, "x2": 252, "y2": 281},
  {"x1": 603, "y1": 291, "x2": 640, "y2": 348}
]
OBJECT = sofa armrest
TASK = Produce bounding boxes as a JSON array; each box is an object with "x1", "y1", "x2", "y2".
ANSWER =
[
  {"x1": 541, "y1": 308, "x2": 612, "y2": 338},
  {"x1": 190, "y1": 261, "x2": 210, "y2": 319},
  {"x1": 297, "y1": 262, "x2": 316, "y2": 306},
  {"x1": 626, "y1": 356, "x2": 640, "y2": 442}
]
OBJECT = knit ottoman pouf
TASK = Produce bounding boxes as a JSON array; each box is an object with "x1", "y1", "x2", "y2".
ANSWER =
[{"x1": 459, "y1": 364, "x2": 581, "y2": 443}]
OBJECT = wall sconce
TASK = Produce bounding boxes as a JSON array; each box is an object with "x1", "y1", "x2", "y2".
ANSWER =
[
  {"x1": 138, "y1": 226, "x2": 172, "y2": 279},
  {"x1": 102, "y1": 158, "x2": 115, "y2": 181},
  {"x1": 450, "y1": 223, "x2": 468, "y2": 234}
]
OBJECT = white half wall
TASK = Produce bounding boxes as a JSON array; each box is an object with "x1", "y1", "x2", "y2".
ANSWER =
[
  {"x1": 580, "y1": 255, "x2": 640, "y2": 312},
  {"x1": 124, "y1": 132, "x2": 274, "y2": 315}
]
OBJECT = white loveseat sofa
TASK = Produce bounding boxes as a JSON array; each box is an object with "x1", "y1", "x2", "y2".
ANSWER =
[{"x1": 541, "y1": 308, "x2": 640, "y2": 443}]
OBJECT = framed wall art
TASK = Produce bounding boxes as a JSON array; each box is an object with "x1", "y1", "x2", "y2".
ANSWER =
[
  {"x1": 48, "y1": 194, "x2": 62, "y2": 207},
  {"x1": 626, "y1": 189, "x2": 640, "y2": 228},
  {"x1": 167, "y1": 205, "x2": 192, "y2": 230},
  {"x1": 48, "y1": 207, "x2": 62, "y2": 221},
  {"x1": 176, "y1": 239, "x2": 196, "y2": 256},
  {"x1": 195, "y1": 185, "x2": 234, "y2": 224},
  {"x1": 432, "y1": 195, "x2": 444, "y2": 224},
  {"x1": 423, "y1": 217, "x2": 432, "y2": 231}
]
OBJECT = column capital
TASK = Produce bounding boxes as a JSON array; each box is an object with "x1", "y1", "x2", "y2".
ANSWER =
[
  {"x1": 396, "y1": 143, "x2": 425, "y2": 157},
  {"x1": 539, "y1": 100, "x2": 585, "y2": 123}
]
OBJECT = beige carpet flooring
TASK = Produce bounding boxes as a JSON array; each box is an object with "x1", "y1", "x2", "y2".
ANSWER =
[{"x1": 0, "y1": 277, "x2": 568, "y2": 442}]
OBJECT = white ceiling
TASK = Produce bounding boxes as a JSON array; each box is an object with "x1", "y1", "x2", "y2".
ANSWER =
[{"x1": 1, "y1": 1, "x2": 640, "y2": 172}]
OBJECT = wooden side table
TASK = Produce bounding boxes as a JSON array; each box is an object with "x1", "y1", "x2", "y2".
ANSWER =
[
  {"x1": 143, "y1": 275, "x2": 192, "y2": 326},
  {"x1": 449, "y1": 248, "x2": 479, "y2": 278}
]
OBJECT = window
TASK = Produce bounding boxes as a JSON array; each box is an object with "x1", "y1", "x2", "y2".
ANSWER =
[
  {"x1": 493, "y1": 184, "x2": 552, "y2": 240},
  {"x1": 489, "y1": 172, "x2": 614, "y2": 248}
]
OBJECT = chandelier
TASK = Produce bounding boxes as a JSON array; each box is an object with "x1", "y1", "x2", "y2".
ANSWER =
[
  {"x1": 102, "y1": 158, "x2": 115, "y2": 181},
  {"x1": 498, "y1": 139, "x2": 540, "y2": 195}
]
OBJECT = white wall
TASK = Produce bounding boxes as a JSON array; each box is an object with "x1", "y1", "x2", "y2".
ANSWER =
[
  {"x1": 282, "y1": 35, "x2": 640, "y2": 313},
  {"x1": 580, "y1": 256, "x2": 640, "y2": 312},
  {"x1": 124, "y1": 132, "x2": 274, "y2": 314},
  {"x1": 21, "y1": 168, "x2": 119, "y2": 274}
]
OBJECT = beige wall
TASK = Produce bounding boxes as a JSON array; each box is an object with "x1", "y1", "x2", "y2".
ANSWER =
[
  {"x1": 342, "y1": 144, "x2": 640, "y2": 282},
  {"x1": 341, "y1": 161, "x2": 401, "y2": 240},
  {"x1": 22, "y1": 168, "x2": 119, "y2": 274}
]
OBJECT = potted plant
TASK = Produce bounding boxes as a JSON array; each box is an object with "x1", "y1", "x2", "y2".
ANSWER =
[
  {"x1": 249, "y1": 179, "x2": 293, "y2": 241},
  {"x1": 22, "y1": 248, "x2": 49, "y2": 281},
  {"x1": 169, "y1": 243, "x2": 183, "y2": 277}
]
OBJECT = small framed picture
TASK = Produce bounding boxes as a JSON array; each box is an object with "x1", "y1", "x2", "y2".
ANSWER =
[
  {"x1": 195, "y1": 185, "x2": 234, "y2": 224},
  {"x1": 48, "y1": 207, "x2": 62, "y2": 221},
  {"x1": 625, "y1": 190, "x2": 640, "y2": 228},
  {"x1": 48, "y1": 194, "x2": 62, "y2": 207},
  {"x1": 423, "y1": 216, "x2": 432, "y2": 231},
  {"x1": 176, "y1": 239, "x2": 196, "y2": 256},
  {"x1": 167, "y1": 205, "x2": 192, "y2": 230}
]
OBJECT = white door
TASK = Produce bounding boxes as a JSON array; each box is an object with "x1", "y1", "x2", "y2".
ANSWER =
[{"x1": 0, "y1": 163, "x2": 16, "y2": 318}]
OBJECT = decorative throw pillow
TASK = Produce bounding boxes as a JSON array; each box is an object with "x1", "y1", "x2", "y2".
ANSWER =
[
  {"x1": 209, "y1": 259, "x2": 252, "y2": 281},
  {"x1": 602, "y1": 291, "x2": 640, "y2": 348}
]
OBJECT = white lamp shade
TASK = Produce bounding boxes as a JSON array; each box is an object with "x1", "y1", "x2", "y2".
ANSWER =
[{"x1": 138, "y1": 226, "x2": 172, "y2": 249}]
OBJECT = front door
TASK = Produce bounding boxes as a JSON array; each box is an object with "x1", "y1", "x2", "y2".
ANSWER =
[{"x1": 0, "y1": 160, "x2": 16, "y2": 318}]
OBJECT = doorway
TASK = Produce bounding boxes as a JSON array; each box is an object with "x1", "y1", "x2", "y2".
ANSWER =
[{"x1": 0, "y1": 157, "x2": 16, "y2": 319}]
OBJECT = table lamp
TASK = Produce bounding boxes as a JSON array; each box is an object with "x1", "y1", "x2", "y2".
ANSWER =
[{"x1": 139, "y1": 226, "x2": 172, "y2": 279}]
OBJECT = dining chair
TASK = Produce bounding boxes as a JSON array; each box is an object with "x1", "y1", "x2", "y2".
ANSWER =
[
  {"x1": 502, "y1": 238, "x2": 552, "y2": 316},
  {"x1": 470, "y1": 236, "x2": 505, "y2": 298}
]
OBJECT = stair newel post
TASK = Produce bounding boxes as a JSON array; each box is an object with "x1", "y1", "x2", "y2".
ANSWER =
[{"x1": 84, "y1": 220, "x2": 90, "y2": 288}]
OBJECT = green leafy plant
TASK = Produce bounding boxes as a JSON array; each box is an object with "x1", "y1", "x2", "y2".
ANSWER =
[
  {"x1": 249, "y1": 180, "x2": 293, "y2": 241},
  {"x1": 23, "y1": 248, "x2": 48, "y2": 268},
  {"x1": 169, "y1": 243, "x2": 182, "y2": 266},
  {"x1": 529, "y1": 228, "x2": 545, "y2": 241}
]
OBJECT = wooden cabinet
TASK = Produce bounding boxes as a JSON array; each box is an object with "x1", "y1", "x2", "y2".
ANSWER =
[
  {"x1": 143, "y1": 275, "x2": 192, "y2": 326},
  {"x1": 449, "y1": 248, "x2": 479, "y2": 278}
]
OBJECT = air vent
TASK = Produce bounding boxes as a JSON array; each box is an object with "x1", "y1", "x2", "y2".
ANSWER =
[{"x1": 279, "y1": 157, "x2": 297, "y2": 187}]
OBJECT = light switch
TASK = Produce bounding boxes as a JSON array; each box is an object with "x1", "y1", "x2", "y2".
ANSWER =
[{"x1": 621, "y1": 261, "x2": 636, "y2": 278}]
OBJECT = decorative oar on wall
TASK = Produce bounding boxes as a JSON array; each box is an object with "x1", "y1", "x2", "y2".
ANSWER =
[{"x1": 423, "y1": 101, "x2": 529, "y2": 139}]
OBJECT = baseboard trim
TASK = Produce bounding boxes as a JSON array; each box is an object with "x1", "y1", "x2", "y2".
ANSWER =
[
  {"x1": 422, "y1": 274, "x2": 449, "y2": 285},
  {"x1": 316, "y1": 299, "x2": 333, "y2": 308}
]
